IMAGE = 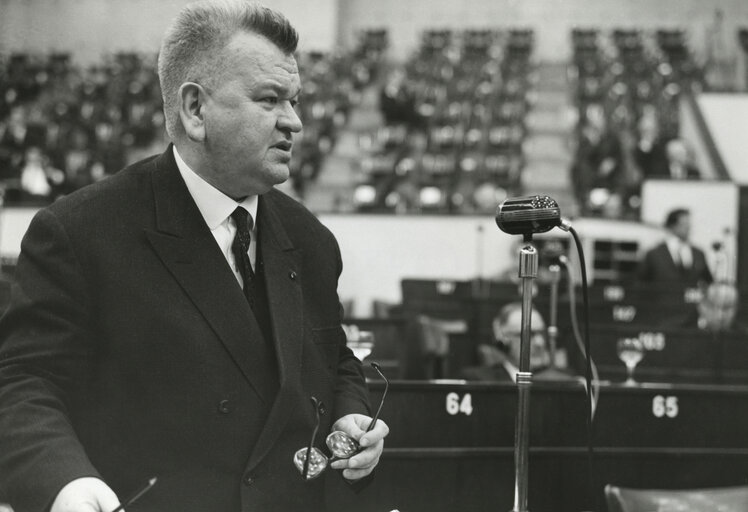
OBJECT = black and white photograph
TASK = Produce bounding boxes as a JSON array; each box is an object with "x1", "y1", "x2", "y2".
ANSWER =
[{"x1": 1, "y1": 0, "x2": 747, "y2": 511}]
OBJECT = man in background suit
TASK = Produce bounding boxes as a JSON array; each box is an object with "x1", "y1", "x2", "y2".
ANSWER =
[
  {"x1": 637, "y1": 208, "x2": 713, "y2": 288},
  {"x1": 460, "y1": 303, "x2": 552, "y2": 382},
  {"x1": 0, "y1": 2, "x2": 387, "y2": 511}
]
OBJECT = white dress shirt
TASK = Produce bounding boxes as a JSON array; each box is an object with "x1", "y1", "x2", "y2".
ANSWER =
[
  {"x1": 173, "y1": 146, "x2": 258, "y2": 287},
  {"x1": 666, "y1": 234, "x2": 692, "y2": 269}
]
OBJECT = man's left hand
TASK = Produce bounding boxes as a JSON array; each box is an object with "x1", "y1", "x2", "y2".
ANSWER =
[{"x1": 329, "y1": 413, "x2": 389, "y2": 480}]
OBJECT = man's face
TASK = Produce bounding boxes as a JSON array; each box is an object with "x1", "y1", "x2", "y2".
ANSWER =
[
  {"x1": 496, "y1": 309, "x2": 550, "y2": 370},
  {"x1": 198, "y1": 31, "x2": 302, "y2": 199},
  {"x1": 671, "y1": 214, "x2": 691, "y2": 241}
]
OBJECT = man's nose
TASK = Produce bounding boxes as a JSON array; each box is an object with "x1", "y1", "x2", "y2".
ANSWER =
[{"x1": 278, "y1": 102, "x2": 302, "y2": 133}]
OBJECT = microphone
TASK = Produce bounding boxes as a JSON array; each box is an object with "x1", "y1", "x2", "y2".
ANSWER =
[{"x1": 495, "y1": 195, "x2": 570, "y2": 235}]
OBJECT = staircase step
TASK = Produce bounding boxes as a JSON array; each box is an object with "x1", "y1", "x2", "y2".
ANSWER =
[
  {"x1": 530, "y1": 90, "x2": 570, "y2": 108},
  {"x1": 526, "y1": 107, "x2": 576, "y2": 133},
  {"x1": 303, "y1": 62, "x2": 582, "y2": 215},
  {"x1": 533, "y1": 62, "x2": 571, "y2": 91},
  {"x1": 522, "y1": 162, "x2": 571, "y2": 189},
  {"x1": 524, "y1": 133, "x2": 572, "y2": 159}
]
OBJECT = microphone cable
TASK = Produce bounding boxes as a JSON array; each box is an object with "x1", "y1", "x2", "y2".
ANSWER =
[
  {"x1": 558, "y1": 255, "x2": 600, "y2": 419},
  {"x1": 567, "y1": 225, "x2": 596, "y2": 511}
]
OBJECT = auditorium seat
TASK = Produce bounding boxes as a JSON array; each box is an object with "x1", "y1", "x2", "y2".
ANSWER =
[
  {"x1": 604, "y1": 484, "x2": 748, "y2": 512},
  {"x1": 569, "y1": 25, "x2": 703, "y2": 219},
  {"x1": 352, "y1": 27, "x2": 533, "y2": 214},
  {"x1": 413, "y1": 314, "x2": 468, "y2": 379}
]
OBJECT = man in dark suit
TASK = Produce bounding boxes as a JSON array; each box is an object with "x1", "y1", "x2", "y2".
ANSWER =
[
  {"x1": 637, "y1": 208, "x2": 713, "y2": 287},
  {"x1": 460, "y1": 303, "x2": 553, "y2": 382},
  {"x1": 0, "y1": 2, "x2": 387, "y2": 511}
]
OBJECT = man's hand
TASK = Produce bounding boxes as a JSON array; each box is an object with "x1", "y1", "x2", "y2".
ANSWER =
[
  {"x1": 329, "y1": 413, "x2": 389, "y2": 480},
  {"x1": 50, "y1": 477, "x2": 120, "y2": 512}
]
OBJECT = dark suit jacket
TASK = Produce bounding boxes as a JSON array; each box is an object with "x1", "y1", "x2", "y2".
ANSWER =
[
  {"x1": 637, "y1": 241, "x2": 713, "y2": 287},
  {"x1": 0, "y1": 147, "x2": 371, "y2": 512},
  {"x1": 634, "y1": 139, "x2": 669, "y2": 178}
]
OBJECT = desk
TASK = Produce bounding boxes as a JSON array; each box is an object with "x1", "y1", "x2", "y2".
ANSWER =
[
  {"x1": 399, "y1": 278, "x2": 748, "y2": 383},
  {"x1": 568, "y1": 324, "x2": 748, "y2": 384},
  {"x1": 330, "y1": 380, "x2": 748, "y2": 512}
]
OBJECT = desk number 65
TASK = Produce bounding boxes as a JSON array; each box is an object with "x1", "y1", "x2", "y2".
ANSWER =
[
  {"x1": 652, "y1": 395, "x2": 678, "y2": 418},
  {"x1": 446, "y1": 392, "x2": 473, "y2": 416}
]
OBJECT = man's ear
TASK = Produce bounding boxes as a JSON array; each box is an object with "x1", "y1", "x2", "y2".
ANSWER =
[{"x1": 178, "y1": 82, "x2": 206, "y2": 142}]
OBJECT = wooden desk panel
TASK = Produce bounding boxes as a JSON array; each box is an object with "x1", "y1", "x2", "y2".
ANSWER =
[
  {"x1": 563, "y1": 325, "x2": 748, "y2": 384},
  {"x1": 340, "y1": 381, "x2": 748, "y2": 512},
  {"x1": 369, "y1": 381, "x2": 748, "y2": 449}
]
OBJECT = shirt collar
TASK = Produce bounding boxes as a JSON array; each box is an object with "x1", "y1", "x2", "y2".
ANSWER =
[
  {"x1": 665, "y1": 233, "x2": 684, "y2": 251},
  {"x1": 173, "y1": 146, "x2": 258, "y2": 230}
]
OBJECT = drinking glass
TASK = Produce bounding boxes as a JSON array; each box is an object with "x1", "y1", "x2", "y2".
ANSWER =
[
  {"x1": 348, "y1": 330, "x2": 375, "y2": 361},
  {"x1": 616, "y1": 337, "x2": 644, "y2": 385}
]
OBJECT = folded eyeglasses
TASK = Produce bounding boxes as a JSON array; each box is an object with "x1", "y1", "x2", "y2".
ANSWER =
[{"x1": 293, "y1": 362, "x2": 388, "y2": 480}]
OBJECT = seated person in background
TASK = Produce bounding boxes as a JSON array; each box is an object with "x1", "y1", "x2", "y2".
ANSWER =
[
  {"x1": 460, "y1": 303, "x2": 573, "y2": 382},
  {"x1": 665, "y1": 138, "x2": 700, "y2": 180},
  {"x1": 698, "y1": 281, "x2": 739, "y2": 332},
  {"x1": 572, "y1": 108, "x2": 625, "y2": 215},
  {"x1": 637, "y1": 208, "x2": 713, "y2": 288},
  {"x1": 633, "y1": 110, "x2": 669, "y2": 179},
  {"x1": 697, "y1": 240, "x2": 744, "y2": 333},
  {"x1": 379, "y1": 68, "x2": 420, "y2": 127}
]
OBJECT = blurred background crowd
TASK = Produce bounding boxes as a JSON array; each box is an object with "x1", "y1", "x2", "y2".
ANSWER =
[{"x1": 2, "y1": 9, "x2": 746, "y2": 217}]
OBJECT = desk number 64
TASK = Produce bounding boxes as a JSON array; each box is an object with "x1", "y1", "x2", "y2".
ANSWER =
[{"x1": 446, "y1": 392, "x2": 473, "y2": 416}]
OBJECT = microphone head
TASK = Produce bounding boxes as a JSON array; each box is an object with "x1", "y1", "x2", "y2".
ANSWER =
[{"x1": 495, "y1": 195, "x2": 561, "y2": 235}]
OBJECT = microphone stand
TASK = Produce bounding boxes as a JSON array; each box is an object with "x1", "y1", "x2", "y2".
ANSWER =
[{"x1": 512, "y1": 235, "x2": 538, "y2": 512}]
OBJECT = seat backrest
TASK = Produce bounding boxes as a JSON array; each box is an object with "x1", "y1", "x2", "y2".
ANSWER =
[
  {"x1": 416, "y1": 315, "x2": 451, "y2": 357},
  {"x1": 605, "y1": 484, "x2": 748, "y2": 512}
]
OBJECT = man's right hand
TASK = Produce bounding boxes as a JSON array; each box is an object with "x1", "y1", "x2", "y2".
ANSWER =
[{"x1": 51, "y1": 477, "x2": 120, "y2": 512}]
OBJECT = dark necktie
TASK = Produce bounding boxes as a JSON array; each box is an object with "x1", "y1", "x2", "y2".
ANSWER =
[
  {"x1": 231, "y1": 207, "x2": 256, "y2": 305},
  {"x1": 230, "y1": 207, "x2": 279, "y2": 399}
]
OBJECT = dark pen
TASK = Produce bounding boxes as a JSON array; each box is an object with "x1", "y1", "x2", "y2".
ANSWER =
[{"x1": 109, "y1": 477, "x2": 157, "y2": 512}]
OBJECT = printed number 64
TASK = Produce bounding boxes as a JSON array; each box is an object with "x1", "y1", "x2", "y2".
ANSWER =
[{"x1": 446, "y1": 392, "x2": 473, "y2": 416}]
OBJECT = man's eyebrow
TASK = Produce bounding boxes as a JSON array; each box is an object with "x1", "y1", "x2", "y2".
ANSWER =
[{"x1": 256, "y1": 80, "x2": 301, "y2": 97}]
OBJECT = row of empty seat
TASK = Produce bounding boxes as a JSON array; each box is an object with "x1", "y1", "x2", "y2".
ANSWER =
[
  {"x1": 4, "y1": 24, "x2": 748, "y2": 212},
  {"x1": 569, "y1": 27, "x2": 705, "y2": 219},
  {"x1": 353, "y1": 28, "x2": 534, "y2": 214}
]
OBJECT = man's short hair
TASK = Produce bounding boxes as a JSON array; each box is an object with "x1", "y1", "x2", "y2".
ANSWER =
[
  {"x1": 493, "y1": 302, "x2": 545, "y2": 347},
  {"x1": 664, "y1": 208, "x2": 689, "y2": 229},
  {"x1": 158, "y1": 0, "x2": 299, "y2": 138},
  {"x1": 495, "y1": 302, "x2": 522, "y2": 330}
]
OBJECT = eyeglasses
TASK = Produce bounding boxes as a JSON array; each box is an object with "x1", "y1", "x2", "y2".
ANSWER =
[{"x1": 293, "y1": 362, "x2": 389, "y2": 480}]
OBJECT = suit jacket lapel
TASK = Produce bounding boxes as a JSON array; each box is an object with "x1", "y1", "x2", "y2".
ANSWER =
[
  {"x1": 660, "y1": 243, "x2": 680, "y2": 276},
  {"x1": 143, "y1": 147, "x2": 275, "y2": 404},
  {"x1": 247, "y1": 192, "x2": 304, "y2": 470}
]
